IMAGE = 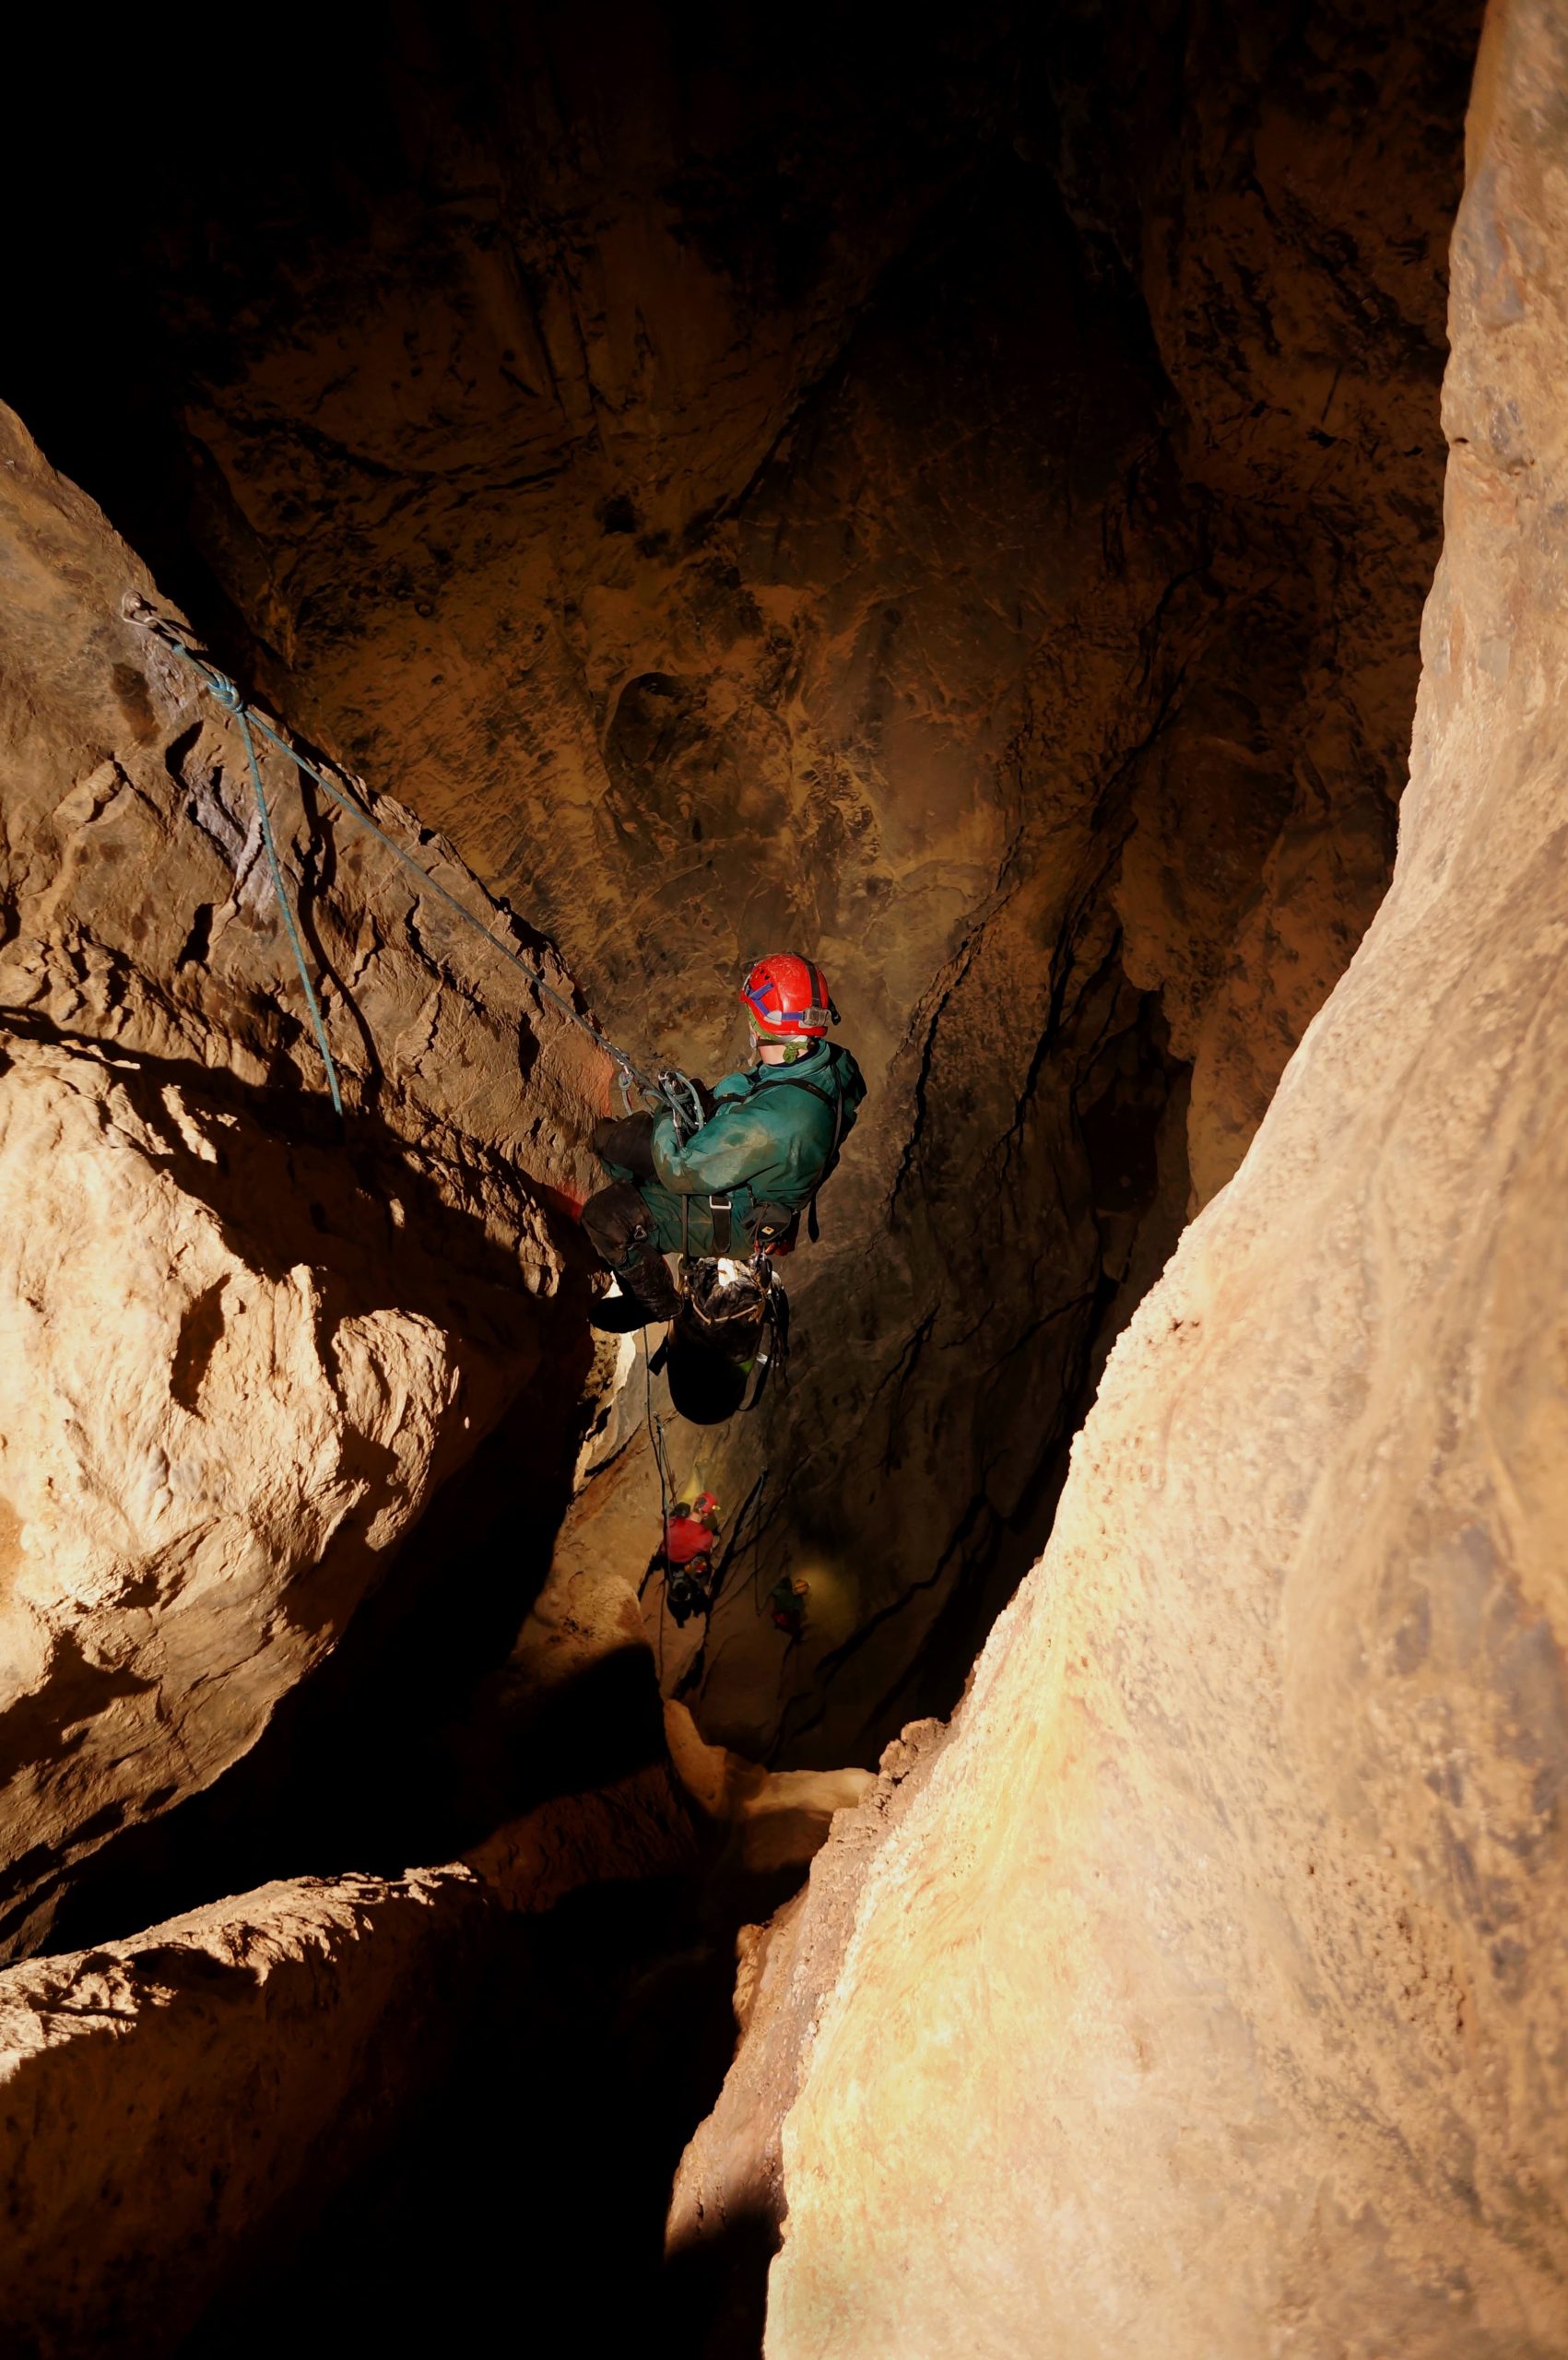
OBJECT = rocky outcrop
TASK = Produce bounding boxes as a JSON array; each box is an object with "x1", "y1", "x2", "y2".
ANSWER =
[
  {"x1": 755, "y1": 7, "x2": 1568, "y2": 2348},
  {"x1": 0, "y1": 409, "x2": 607, "y2": 1950},
  {"x1": 0, "y1": 1866, "x2": 490, "y2": 2358},
  {"x1": 5, "y1": 3, "x2": 1479, "y2": 1767},
  {"x1": 0, "y1": 1695, "x2": 871, "y2": 2358},
  {"x1": 662, "y1": 1700, "x2": 874, "y2": 1879}
]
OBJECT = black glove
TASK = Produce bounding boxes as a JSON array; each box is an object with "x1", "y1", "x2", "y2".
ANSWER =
[
  {"x1": 691, "y1": 1077, "x2": 718, "y2": 1123},
  {"x1": 592, "y1": 1110, "x2": 657, "y2": 1180}
]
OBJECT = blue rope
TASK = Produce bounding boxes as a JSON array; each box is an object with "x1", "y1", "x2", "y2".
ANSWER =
[
  {"x1": 137, "y1": 614, "x2": 660, "y2": 1103},
  {"x1": 220, "y1": 684, "x2": 345, "y2": 1119}
]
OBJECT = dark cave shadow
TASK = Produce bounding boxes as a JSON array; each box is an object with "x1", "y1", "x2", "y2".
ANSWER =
[
  {"x1": 2, "y1": 1009, "x2": 617, "y2": 1955},
  {"x1": 662, "y1": 2207, "x2": 781, "y2": 2360},
  {"x1": 178, "y1": 1880, "x2": 778, "y2": 2360},
  {"x1": 0, "y1": 1004, "x2": 594, "y2": 1315},
  {"x1": 11, "y1": 1009, "x2": 780, "y2": 2354}
]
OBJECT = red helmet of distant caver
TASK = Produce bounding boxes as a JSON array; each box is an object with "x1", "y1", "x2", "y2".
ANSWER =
[{"x1": 739, "y1": 951, "x2": 836, "y2": 1041}]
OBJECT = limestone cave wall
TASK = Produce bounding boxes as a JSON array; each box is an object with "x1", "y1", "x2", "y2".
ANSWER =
[
  {"x1": 6, "y1": 0, "x2": 1478, "y2": 1770},
  {"x1": 1, "y1": 4, "x2": 1540, "y2": 2354},
  {"x1": 0, "y1": 408, "x2": 614, "y2": 1956}
]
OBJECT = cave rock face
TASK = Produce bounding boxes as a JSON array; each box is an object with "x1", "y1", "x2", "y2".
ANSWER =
[
  {"x1": 758, "y1": 6, "x2": 1568, "y2": 2350},
  {"x1": 16, "y1": 2, "x2": 1475, "y2": 1764},
  {"x1": 0, "y1": 1867, "x2": 489, "y2": 2356},
  {"x1": 0, "y1": 411, "x2": 603, "y2": 1951}
]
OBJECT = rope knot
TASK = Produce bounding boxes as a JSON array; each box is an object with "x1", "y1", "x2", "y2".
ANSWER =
[{"x1": 207, "y1": 672, "x2": 243, "y2": 713}]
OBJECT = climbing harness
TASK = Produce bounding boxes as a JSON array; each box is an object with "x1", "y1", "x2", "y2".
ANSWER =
[
  {"x1": 124, "y1": 598, "x2": 705, "y2": 1134},
  {"x1": 125, "y1": 604, "x2": 836, "y2": 1594},
  {"x1": 762, "y1": 1070, "x2": 846, "y2": 1245}
]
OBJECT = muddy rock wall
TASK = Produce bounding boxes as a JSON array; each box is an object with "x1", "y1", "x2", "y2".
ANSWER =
[
  {"x1": 0, "y1": 410, "x2": 606, "y2": 1953},
  {"x1": 749, "y1": 6, "x2": 1568, "y2": 2348}
]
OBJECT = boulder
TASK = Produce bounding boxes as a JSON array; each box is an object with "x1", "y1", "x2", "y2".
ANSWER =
[{"x1": 0, "y1": 408, "x2": 605, "y2": 1949}]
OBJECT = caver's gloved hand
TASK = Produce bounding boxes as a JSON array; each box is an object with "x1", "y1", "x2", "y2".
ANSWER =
[{"x1": 591, "y1": 1109, "x2": 657, "y2": 1181}]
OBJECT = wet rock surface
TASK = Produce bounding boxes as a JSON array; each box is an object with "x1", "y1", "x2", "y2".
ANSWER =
[{"x1": 756, "y1": 6, "x2": 1568, "y2": 2347}]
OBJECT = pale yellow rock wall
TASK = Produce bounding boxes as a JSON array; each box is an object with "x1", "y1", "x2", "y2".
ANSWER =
[{"x1": 765, "y1": 6, "x2": 1568, "y2": 2351}]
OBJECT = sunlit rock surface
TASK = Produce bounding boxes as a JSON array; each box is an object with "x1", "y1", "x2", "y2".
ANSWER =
[
  {"x1": 760, "y1": 9, "x2": 1568, "y2": 2347},
  {"x1": 0, "y1": 410, "x2": 605, "y2": 1952}
]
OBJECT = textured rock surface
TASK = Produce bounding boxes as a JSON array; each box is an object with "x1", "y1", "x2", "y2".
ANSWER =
[
  {"x1": 6, "y1": 3, "x2": 1478, "y2": 1764},
  {"x1": 0, "y1": 1709, "x2": 867, "y2": 2359},
  {"x1": 0, "y1": 409, "x2": 606, "y2": 1950},
  {"x1": 0, "y1": 1866, "x2": 490, "y2": 2358},
  {"x1": 0, "y1": 1729, "x2": 725, "y2": 2360},
  {"x1": 761, "y1": 8, "x2": 1568, "y2": 2348},
  {"x1": 662, "y1": 1699, "x2": 874, "y2": 1878},
  {"x1": 667, "y1": 1717, "x2": 944, "y2": 2277},
  {"x1": 466, "y1": 1701, "x2": 869, "y2": 1914}
]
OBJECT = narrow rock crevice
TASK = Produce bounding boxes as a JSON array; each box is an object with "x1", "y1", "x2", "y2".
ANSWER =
[{"x1": 0, "y1": 3, "x2": 1508, "y2": 2354}]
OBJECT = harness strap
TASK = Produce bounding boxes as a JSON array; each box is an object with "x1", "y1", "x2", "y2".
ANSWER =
[
  {"x1": 808, "y1": 1083, "x2": 845, "y2": 1244},
  {"x1": 759, "y1": 1070, "x2": 845, "y2": 1245},
  {"x1": 709, "y1": 1195, "x2": 733, "y2": 1255}
]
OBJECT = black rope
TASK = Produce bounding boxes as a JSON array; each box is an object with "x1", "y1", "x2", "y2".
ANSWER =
[
  {"x1": 643, "y1": 1327, "x2": 675, "y2": 1682},
  {"x1": 706, "y1": 1468, "x2": 768, "y2": 1618}
]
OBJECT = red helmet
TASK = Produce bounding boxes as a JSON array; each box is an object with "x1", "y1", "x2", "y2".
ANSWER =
[{"x1": 740, "y1": 952, "x2": 836, "y2": 1040}]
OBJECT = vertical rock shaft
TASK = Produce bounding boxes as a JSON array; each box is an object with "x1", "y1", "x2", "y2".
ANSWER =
[{"x1": 764, "y1": 6, "x2": 1568, "y2": 2350}]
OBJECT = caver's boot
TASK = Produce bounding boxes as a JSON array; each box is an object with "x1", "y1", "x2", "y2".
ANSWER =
[{"x1": 590, "y1": 1241, "x2": 680, "y2": 1332}]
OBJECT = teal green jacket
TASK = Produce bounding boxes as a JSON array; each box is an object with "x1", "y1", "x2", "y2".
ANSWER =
[{"x1": 638, "y1": 1041, "x2": 866, "y2": 1257}]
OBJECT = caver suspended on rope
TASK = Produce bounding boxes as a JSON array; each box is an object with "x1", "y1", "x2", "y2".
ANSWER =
[
  {"x1": 644, "y1": 1492, "x2": 721, "y2": 1627},
  {"x1": 124, "y1": 605, "x2": 866, "y2": 1428},
  {"x1": 122, "y1": 596, "x2": 706, "y2": 1148},
  {"x1": 582, "y1": 953, "x2": 867, "y2": 1424}
]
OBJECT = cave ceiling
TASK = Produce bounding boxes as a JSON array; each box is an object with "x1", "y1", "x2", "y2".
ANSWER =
[{"x1": 6, "y1": 0, "x2": 1480, "y2": 1763}]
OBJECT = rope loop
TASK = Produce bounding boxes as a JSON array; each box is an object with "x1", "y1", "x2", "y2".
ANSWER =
[{"x1": 124, "y1": 599, "x2": 667, "y2": 1112}]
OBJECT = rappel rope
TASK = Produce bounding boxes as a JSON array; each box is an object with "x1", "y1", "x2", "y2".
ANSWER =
[
  {"x1": 230, "y1": 697, "x2": 344, "y2": 1117},
  {"x1": 708, "y1": 1468, "x2": 767, "y2": 1621},
  {"x1": 129, "y1": 603, "x2": 795, "y2": 1611},
  {"x1": 124, "y1": 599, "x2": 665, "y2": 1113},
  {"x1": 643, "y1": 1325, "x2": 676, "y2": 1675}
]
